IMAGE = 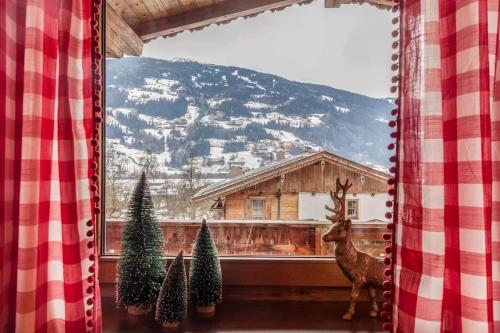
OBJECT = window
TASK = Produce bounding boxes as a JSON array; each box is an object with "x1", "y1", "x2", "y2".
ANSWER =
[
  {"x1": 347, "y1": 199, "x2": 359, "y2": 219},
  {"x1": 103, "y1": 2, "x2": 393, "y2": 259},
  {"x1": 251, "y1": 199, "x2": 265, "y2": 220}
]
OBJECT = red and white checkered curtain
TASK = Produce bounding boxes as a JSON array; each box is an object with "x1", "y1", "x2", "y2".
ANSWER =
[
  {"x1": 0, "y1": 1, "x2": 100, "y2": 332},
  {"x1": 394, "y1": 0, "x2": 500, "y2": 332}
]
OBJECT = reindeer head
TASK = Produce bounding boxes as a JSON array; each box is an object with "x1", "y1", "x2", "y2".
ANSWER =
[{"x1": 321, "y1": 178, "x2": 353, "y2": 243}]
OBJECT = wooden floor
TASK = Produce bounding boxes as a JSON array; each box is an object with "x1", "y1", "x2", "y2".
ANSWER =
[{"x1": 102, "y1": 298, "x2": 384, "y2": 333}]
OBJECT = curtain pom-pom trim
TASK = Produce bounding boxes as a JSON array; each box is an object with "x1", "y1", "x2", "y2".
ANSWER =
[{"x1": 383, "y1": 2, "x2": 402, "y2": 331}]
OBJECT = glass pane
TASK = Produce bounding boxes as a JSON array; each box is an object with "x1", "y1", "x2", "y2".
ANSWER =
[{"x1": 104, "y1": 3, "x2": 393, "y2": 259}]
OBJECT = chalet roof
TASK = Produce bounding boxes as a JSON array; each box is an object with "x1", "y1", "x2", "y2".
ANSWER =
[
  {"x1": 106, "y1": 0, "x2": 393, "y2": 58},
  {"x1": 192, "y1": 150, "x2": 390, "y2": 203}
]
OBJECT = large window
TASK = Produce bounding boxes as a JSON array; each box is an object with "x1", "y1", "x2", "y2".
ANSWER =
[{"x1": 104, "y1": 2, "x2": 393, "y2": 259}]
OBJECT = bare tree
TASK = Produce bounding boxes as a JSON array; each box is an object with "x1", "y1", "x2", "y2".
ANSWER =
[{"x1": 105, "y1": 142, "x2": 129, "y2": 218}]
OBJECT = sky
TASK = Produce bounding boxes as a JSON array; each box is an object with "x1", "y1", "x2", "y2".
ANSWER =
[{"x1": 142, "y1": 1, "x2": 394, "y2": 98}]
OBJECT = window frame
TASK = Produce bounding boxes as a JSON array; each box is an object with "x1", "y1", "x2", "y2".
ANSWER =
[{"x1": 346, "y1": 199, "x2": 359, "y2": 220}]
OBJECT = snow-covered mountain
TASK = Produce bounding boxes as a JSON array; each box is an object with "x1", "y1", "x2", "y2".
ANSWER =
[{"x1": 106, "y1": 57, "x2": 393, "y2": 176}]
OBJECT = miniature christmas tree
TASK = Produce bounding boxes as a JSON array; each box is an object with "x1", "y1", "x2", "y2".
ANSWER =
[
  {"x1": 116, "y1": 172, "x2": 165, "y2": 314},
  {"x1": 155, "y1": 251, "x2": 187, "y2": 328},
  {"x1": 189, "y1": 219, "x2": 222, "y2": 315}
]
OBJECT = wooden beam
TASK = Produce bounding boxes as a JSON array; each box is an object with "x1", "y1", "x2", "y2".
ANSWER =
[
  {"x1": 134, "y1": 0, "x2": 310, "y2": 41},
  {"x1": 106, "y1": 3, "x2": 143, "y2": 58}
]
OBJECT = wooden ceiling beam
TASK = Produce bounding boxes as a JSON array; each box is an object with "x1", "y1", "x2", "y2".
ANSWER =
[
  {"x1": 106, "y1": 3, "x2": 144, "y2": 58},
  {"x1": 134, "y1": 0, "x2": 311, "y2": 42}
]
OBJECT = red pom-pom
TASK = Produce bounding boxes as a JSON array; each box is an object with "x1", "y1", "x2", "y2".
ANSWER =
[
  {"x1": 391, "y1": 64, "x2": 399, "y2": 71},
  {"x1": 86, "y1": 309, "x2": 93, "y2": 317},
  {"x1": 86, "y1": 220, "x2": 93, "y2": 227},
  {"x1": 385, "y1": 212, "x2": 393, "y2": 219},
  {"x1": 391, "y1": 108, "x2": 398, "y2": 116},
  {"x1": 389, "y1": 155, "x2": 397, "y2": 163},
  {"x1": 384, "y1": 268, "x2": 392, "y2": 276},
  {"x1": 386, "y1": 223, "x2": 394, "y2": 230},
  {"x1": 91, "y1": 139, "x2": 98, "y2": 146},
  {"x1": 388, "y1": 120, "x2": 396, "y2": 128},
  {"x1": 383, "y1": 290, "x2": 392, "y2": 299},
  {"x1": 87, "y1": 230, "x2": 94, "y2": 237},
  {"x1": 389, "y1": 166, "x2": 396, "y2": 174},
  {"x1": 394, "y1": 98, "x2": 400, "y2": 106},
  {"x1": 390, "y1": 131, "x2": 399, "y2": 139},
  {"x1": 95, "y1": 116, "x2": 102, "y2": 123},
  {"x1": 87, "y1": 320, "x2": 94, "y2": 327},
  {"x1": 89, "y1": 254, "x2": 95, "y2": 261},
  {"x1": 391, "y1": 54, "x2": 399, "y2": 62},
  {"x1": 381, "y1": 310, "x2": 390, "y2": 319},
  {"x1": 90, "y1": 184, "x2": 98, "y2": 192},
  {"x1": 87, "y1": 276, "x2": 94, "y2": 283},
  {"x1": 383, "y1": 233, "x2": 392, "y2": 241},
  {"x1": 87, "y1": 242, "x2": 94, "y2": 249},
  {"x1": 93, "y1": 207, "x2": 101, "y2": 214},
  {"x1": 382, "y1": 322, "x2": 393, "y2": 330},
  {"x1": 392, "y1": 4, "x2": 399, "y2": 12},
  {"x1": 383, "y1": 280, "x2": 392, "y2": 289},
  {"x1": 386, "y1": 201, "x2": 393, "y2": 207},
  {"x1": 391, "y1": 30, "x2": 399, "y2": 38},
  {"x1": 94, "y1": 151, "x2": 101, "y2": 158},
  {"x1": 87, "y1": 298, "x2": 94, "y2": 305},
  {"x1": 392, "y1": 41, "x2": 399, "y2": 49},
  {"x1": 385, "y1": 246, "x2": 393, "y2": 254},
  {"x1": 87, "y1": 286, "x2": 94, "y2": 294},
  {"x1": 91, "y1": 162, "x2": 98, "y2": 170},
  {"x1": 388, "y1": 188, "x2": 396, "y2": 196},
  {"x1": 89, "y1": 265, "x2": 95, "y2": 273},
  {"x1": 391, "y1": 75, "x2": 399, "y2": 83},
  {"x1": 383, "y1": 301, "x2": 392, "y2": 310},
  {"x1": 387, "y1": 178, "x2": 395, "y2": 185},
  {"x1": 91, "y1": 174, "x2": 98, "y2": 182},
  {"x1": 384, "y1": 257, "x2": 391, "y2": 265},
  {"x1": 392, "y1": 17, "x2": 399, "y2": 25},
  {"x1": 390, "y1": 86, "x2": 398, "y2": 93},
  {"x1": 93, "y1": 195, "x2": 101, "y2": 202}
]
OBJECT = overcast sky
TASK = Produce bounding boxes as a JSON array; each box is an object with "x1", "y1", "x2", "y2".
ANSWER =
[{"x1": 142, "y1": 1, "x2": 393, "y2": 98}]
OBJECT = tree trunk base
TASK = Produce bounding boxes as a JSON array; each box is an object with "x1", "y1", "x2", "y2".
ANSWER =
[
  {"x1": 162, "y1": 321, "x2": 180, "y2": 328},
  {"x1": 127, "y1": 304, "x2": 152, "y2": 315},
  {"x1": 196, "y1": 305, "x2": 215, "y2": 317}
]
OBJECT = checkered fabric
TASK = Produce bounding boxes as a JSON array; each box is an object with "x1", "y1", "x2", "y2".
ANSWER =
[
  {"x1": 394, "y1": 0, "x2": 500, "y2": 332},
  {"x1": 0, "y1": 1, "x2": 99, "y2": 332}
]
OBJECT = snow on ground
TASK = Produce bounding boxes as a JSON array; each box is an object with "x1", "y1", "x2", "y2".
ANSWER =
[
  {"x1": 206, "y1": 97, "x2": 231, "y2": 107},
  {"x1": 231, "y1": 70, "x2": 266, "y2": 91},
  {"x1": 143, "y1": 128, "x2": 163, "y2": 139},
  {"x1": 321, "y1": 95, "x2": 333, "y2": 102},
  {"x1": 375, "y1": 116, "x2": 389, "y2": 123},
  {"x1": 244, "y1": 101, "x2": 271, "y2": 109},
  {"x1": 335, "y1": 106, "x2": 350, "y2": 113},
  {"x1": 127, "y1": 78, "x2": 179, "y2": 103},
  {"x1": 265, "y1": 128, "x2": 301, "y2": 142},
  {"x1": 185, "y1": 105, "x2": 200, "y2": 124}
]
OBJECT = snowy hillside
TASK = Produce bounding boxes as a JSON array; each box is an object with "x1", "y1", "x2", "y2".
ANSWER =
[{"x1": 106, "y1": 57, "x2": 393, "y2": 176}]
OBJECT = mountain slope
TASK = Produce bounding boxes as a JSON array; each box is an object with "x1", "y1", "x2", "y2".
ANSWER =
[{"x1": 106, "y1": 57, "x2": 393, "y2": 175}]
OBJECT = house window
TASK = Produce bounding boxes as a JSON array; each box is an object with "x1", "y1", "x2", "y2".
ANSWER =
[
  {"x1": 251, "y1": 199, "x2": 265, "y2": 220},
  {"x1": 347, "y1": 199, "x2": 359, "y2": 219}
]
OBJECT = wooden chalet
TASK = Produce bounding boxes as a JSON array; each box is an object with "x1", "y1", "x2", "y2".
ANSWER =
[
  {"x1": 192, "y1": 151, "x2": 390, "y2": 222},
  {"x1": 106, "y1": 0, "x2": 393, "y2": 58}
]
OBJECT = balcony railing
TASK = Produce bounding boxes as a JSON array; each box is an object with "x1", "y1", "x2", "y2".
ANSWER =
[{"x1": 104, "y1": 219, "x2": 387, "y2": 257}]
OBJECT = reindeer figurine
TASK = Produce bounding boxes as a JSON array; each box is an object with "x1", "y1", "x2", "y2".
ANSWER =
[{"x1": 322, "y1": 178, "x2": 385, "y2": 321}]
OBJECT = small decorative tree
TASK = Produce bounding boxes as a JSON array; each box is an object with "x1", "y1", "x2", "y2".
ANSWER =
[
  {"x1": 116, "y1": 172, "x2": 165, "y2": 315},
  {"x1": 189, "y1": 219, "x2": 222, "y2": 316},
  {"x1": 155, "y1": 251, "x2": 187, "y2": 328}
]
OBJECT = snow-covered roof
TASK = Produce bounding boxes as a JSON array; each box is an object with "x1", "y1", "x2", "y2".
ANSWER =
[{"x1": 192, "y1": 150, "x2": 390, "y2": 203}]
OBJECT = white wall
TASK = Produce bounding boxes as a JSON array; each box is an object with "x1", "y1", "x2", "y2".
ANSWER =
[{"x1": 298, "y1": 192, "x2": 388, "y2": 222}]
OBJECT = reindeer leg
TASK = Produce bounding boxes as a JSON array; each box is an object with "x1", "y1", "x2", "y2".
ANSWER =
[
  {"x1": 368, "y1": 286, "x2": 379, "y2": 318},
  {"x1": 342, "y1": 284, "x2": 361, "y2": 321}
]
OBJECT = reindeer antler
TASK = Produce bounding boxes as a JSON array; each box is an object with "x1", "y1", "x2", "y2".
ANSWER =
[{"x1": 325, "y1": 178, "x2": 352, "y2": 223}]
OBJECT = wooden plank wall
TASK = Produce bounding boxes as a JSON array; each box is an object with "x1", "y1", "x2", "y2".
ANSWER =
[{"x1": 224, "y1": 161, "x2": 387, "y2": 219}]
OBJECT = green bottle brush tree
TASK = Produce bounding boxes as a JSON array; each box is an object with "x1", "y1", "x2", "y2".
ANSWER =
[
  {"x1": 189, "y1": 219, "x2": 222, "y2": 316},
  {"x1": 116, "y1": 172, "x2": 165, "y2": 315}
]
